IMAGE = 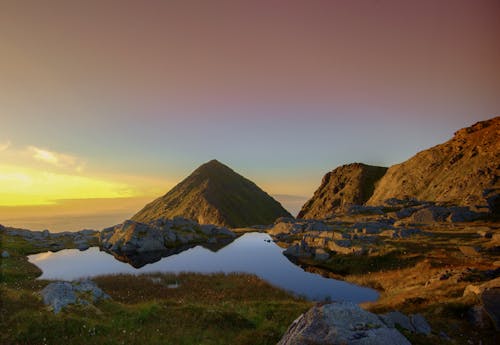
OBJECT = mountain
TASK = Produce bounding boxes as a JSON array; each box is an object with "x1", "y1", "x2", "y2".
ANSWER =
[
  {"x1": 367, "y1": 116, "x2": 500, "y2": 212},
  {"x1": 297, "y1": 163, "x2": 388, "y2": 219},
  {"x1": 132, "y1": 160, "x2": 292, "y2": 227}
]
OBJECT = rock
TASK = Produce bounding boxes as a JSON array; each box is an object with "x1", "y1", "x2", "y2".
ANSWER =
[
  {"x1": 268, "y1": 222, "x2": 304, "y2": 236},
  {"x1": 298, "y1": 163, "x2": 388, "y2": 219},
  {"x1": 314, "y1": 248, "x2": 330, "y2": 261},
  {"x1": 346, "y1": 205, "x2": 384, "y2": 215},
  {"x1": 459, "y1": 246, "x2": 481, "y2": 257},
  {"x1": 275, "y1": 217, "x2": 296, "y2": 224},
  {"x1": 1, "y1": 250, "x2": 10, "y2": 258},
  {"x1": 214, "y1": 226, "x2": 236, "y2": 237},
  {"x1": 464, "y1": 278, "x2": 500, "y2": 330},
  {"x1": 304, "y1": 221, "x2": 329, "y2": 232},
  {"x1": 410, "y1": 314, "x2": 432, "y2": 335},
  {"x1": 73, "y1": 279, "x2": 110, "y2": 302},
  {"x1": 278, "y1": 302, "x2": 411, "y2": 345},
  {"x1": 410, "y1": 206, "x2": 451, "y2": 223},
  {"x1": 101, "y1": 218, "x2": 235, "y2": 255},
  {"x1": 283, "y1": 244, "x2": 312, "y2": 259},
  {"x1": 77, "y1": 242, "x2": 90, "y2": 251},
  {"x1": 41, "y1": 282, "x2": 76, "y2": 313},
  {"x1": 327, "y1": 240, "x2": 365, "y2": 255},
  {"x1": 353, "y1": 222, "x2": 393, "y2": 234},
  {"x1": 367, "y1": 117, "x2": 500, "y2": 212},
  {"x1": 40, "y1": 280, "x2": 109, "y2": 314},
  {"x1": 467, "y1": 305, "x2": 492, "y2": 329},
  {"x1": 446, "y1": 207, "x2": 481, "y2": 222},
  {"x1": 172, "y1": 216, "x2": 197, "y2": 230},
  {"x1": 477, "y1": 229, "x2": 493, "y2": 239},
  {"x1": 380, "y1": 311, "x2": 415, "y2": 332},
  {"x1": 491, "y1": 233, "x2": 500, "y2": 243},
  {"x1": 481, "y1": 287, "x2": 500, "y2": 330}
]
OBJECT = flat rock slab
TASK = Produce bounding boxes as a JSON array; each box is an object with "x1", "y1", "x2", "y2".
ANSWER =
[{"x1": 278, "y1": 302, "x2": 411, "y2": 345}]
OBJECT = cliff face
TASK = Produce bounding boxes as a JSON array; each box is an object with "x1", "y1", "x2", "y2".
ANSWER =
[
  {"x1": 367, "y1": 117, "x2": 500, "y2": 212},
  {"x1": 132, "y1": 160, "x2": 292, "y2": 227},
  {"x1": 298, "y1": 163, "x2": 388, "y2": 219}
]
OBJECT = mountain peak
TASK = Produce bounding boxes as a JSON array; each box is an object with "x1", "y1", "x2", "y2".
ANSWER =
[
  {"x1": 195, "y1": 159, "x2": 230, "y2": 172},
  {"x1": 132, "y1": 161, "x2": 292, "y2": 227}
]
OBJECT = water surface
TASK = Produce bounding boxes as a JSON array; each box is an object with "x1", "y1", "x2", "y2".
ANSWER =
[{"x1": 28, "y1": 232, "x2": 378, "y2": 302}]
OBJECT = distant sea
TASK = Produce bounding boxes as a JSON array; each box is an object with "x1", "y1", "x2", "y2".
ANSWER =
[{"x1": 0, "y1": 195, "x2": 307, "y2": 232}]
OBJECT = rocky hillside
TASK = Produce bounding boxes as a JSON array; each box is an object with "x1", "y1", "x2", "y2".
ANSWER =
[
  {"x1": 368, "y1": 117, "x2": 500, "y2": 212},
  {"x1": 132, "y1": 160, "x2": 291, "y2": 227},
  {"x1": 298, "y1": 163, "x2": 387, "y2": 219}
]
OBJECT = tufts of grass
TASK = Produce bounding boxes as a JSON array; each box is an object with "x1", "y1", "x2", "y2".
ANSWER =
[{"x1": 1, "y1": 232, "x2": 311, "y2": 345}]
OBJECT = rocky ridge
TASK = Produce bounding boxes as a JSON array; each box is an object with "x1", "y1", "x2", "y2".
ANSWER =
[
  {"x1": 1, "y1": 225, "x2": 99, "y2": 251},
  {"x1": 368, "y1": 117, "x2": 500, "y2": 212}
]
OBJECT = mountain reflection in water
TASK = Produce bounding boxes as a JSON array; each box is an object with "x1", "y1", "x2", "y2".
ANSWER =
[{"x1": 28, "y1": 232, "x2": 378, "y2": 302}]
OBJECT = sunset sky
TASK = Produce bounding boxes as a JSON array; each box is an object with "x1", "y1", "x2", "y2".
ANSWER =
[{"x1": 1, "y1": 0, "x2": 499, "y2": 230}]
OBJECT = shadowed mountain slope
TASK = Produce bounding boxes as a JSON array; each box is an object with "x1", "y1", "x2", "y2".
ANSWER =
[{"x1": 298, "y1": 163, "x2": 388, "y2": 219}]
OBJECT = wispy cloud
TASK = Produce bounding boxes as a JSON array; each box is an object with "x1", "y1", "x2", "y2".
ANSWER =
[
  {"x1": 28, "y1": 146, "x2": 85, "y2": 172},
  {"x1": 0, "y1": 140, "x2": 11, "y2": 151}
]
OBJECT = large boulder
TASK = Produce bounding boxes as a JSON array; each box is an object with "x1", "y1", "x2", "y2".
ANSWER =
[{"x1": 278, "y1": 302, "x2": 411, "y2": 345}]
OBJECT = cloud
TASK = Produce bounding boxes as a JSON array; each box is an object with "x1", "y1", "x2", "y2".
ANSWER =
[
  {"x1": 0, "y1": 140, "x2": 11, "y2": 151},
  {"x1": 28, "y1": 146, "x2": 85, "y2": 171}
]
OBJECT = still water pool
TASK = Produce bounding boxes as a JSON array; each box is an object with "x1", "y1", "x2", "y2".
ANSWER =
[{"x1": 28, "y1": 232, "x2": 378, "y2": 303}]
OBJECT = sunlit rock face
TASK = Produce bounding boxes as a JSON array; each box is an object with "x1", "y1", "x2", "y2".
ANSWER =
[{"x1": 368, "y1": 117, "x2": 500, "y2": 213}]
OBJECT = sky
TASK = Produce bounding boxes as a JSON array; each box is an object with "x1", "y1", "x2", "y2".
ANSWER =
[{"x1": 1, "y1": 0, "x2": 499, "y2": 230}]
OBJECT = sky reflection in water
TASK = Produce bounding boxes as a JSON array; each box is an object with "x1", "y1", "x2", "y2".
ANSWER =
[{"x1": 29, "y1": 232, "x2": 378, "y2": 302}]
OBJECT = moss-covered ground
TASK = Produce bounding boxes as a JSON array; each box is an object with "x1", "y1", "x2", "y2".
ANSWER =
[{"x1": 0, "y1": 232, "x2": 311, "y2": 345}]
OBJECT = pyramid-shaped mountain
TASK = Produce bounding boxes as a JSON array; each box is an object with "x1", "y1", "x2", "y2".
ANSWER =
[{"x1": 132, "y1": 160, "x2": 292, "y2": 227}]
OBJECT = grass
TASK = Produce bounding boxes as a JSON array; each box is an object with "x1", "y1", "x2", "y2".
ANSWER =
[
  {"x1": 282, "y1": 221, "x2": 500, "y2": 344},
  {"x1": 1, "y1": 231, "x2": 311, "y2": 345}
]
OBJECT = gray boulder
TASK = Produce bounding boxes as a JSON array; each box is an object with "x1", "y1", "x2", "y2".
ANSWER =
[
  {"x1": 278, "y1": 302, "x2": 411, "y2": 345},
  {"x1": 380, "y1": 311, "x2": 415, "y2": 332},
  {"x1": 40, "y1": 280, "x2": 110, "y2": 314},
  {"x1": 40, "y1": 282, "x2": 78, "y2": 313},
  {"x1": 380, "y1": 311, "x2": 432, "y2": 335}
]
